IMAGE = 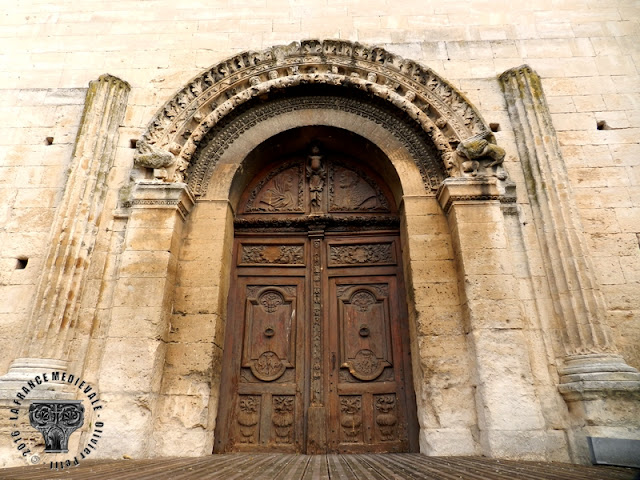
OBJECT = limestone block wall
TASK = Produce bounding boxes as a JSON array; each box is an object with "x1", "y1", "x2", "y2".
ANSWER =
[{"x1": 0, "y1": 0, "x2": 638, "y2": 465}]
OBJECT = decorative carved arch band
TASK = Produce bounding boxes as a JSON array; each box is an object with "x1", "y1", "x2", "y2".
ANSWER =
[
  {"x1": 191, "y1": 91, "x2": 443, "y2": 196},
  {"x1": 134, "y1": 39, "x2": 506, "y2": 191}
]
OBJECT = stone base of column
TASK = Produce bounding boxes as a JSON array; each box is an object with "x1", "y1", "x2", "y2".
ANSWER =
[
  {"x1": 558, "y1": 354, "x2": 640, "y2": 465},
  {"x1": 0, "y1": 358, "x2": 74, "y2": 467},
  {"x1": 0, "y1": 358, "x2": 71, "y2": 400}
]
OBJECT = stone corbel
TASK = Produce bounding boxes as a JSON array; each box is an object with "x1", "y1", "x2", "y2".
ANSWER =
[
  {"x1": 129, "y1": 180, "x2": 195, "y2": 221},
  {"x1": 134, "y1": 139, "x2": 183, "y2": 181},
  {"x1": 454, "y1": 132, "x2": 507, "y2": 180}
]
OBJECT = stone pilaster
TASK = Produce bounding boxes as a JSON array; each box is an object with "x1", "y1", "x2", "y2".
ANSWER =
[
  {"x1": 96, "y1": 181, "x2": 194, "y2": 458},
  {"x1": 0, "y1": 75, "x2": 130, "y2": 392},
  {"x1": 499, "y1": 65, "x2": 640, "y2": 462},
  {"x1": 437, "y1": 177, "x2": 551, "y2": 460}
]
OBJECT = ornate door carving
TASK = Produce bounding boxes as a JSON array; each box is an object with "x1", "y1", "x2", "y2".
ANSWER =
[{"x1": 214, "y1": 142, "x2": 418, "y2": 453}]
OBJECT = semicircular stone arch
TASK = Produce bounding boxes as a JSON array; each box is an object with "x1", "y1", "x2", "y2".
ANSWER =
[
  {"x1": 193, "y1": 87, "x2": 441, "y2": 203},
  {"x1": 134, "y1": 39, "x2": 504, "y2": 189}
]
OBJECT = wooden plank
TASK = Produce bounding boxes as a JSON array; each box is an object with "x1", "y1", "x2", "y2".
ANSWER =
[
  {"x1": 325, "y1": 454, "x2": 354, "y2": 480},
  {"x1": 339, "y1": 454, "x2": 390, "y2": 480},
  {"x1": 357, "y1": 453, "x2": 436, "y2": 480},
  {"x1": 273, "y1": 454, "x2": 311, "y2": 480},
  {"x1": 301, "y1": 455, "x2": 329, "y2": 480}
]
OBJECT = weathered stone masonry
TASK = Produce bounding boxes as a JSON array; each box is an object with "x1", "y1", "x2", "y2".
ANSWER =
[{"x1": 0, "y1": 27, "x2": 639, "y2": 469}]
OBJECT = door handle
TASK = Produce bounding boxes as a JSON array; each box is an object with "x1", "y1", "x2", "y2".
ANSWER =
[{"x1": 331, "y1": 353, "x2": 336, "y2": 371}]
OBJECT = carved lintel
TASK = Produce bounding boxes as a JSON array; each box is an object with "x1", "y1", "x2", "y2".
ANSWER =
[{"x1": 234, "y1": 214, "x2": 400, "y2": 232}]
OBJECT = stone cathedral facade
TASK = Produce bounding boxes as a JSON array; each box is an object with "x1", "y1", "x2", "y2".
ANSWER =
[{"x1": 0, "y1": 0, "x2": 639, "y2": 468}]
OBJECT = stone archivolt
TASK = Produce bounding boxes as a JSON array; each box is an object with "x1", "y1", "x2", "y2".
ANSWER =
[{"x1": 135, "y1": 39, "x2": 504, "y2": 188}]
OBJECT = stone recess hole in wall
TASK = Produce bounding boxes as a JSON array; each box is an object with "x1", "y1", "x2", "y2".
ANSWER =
[
  {"x1": 15, "y1": 258, "x2": 28, "y2": 270},
  {"x1": 596, "y1": 120, "x2": 610, "y2": 130},
  {"x1": 45, "y1": 136, "x2": 54, "y2": 145},
  {"x1": 130, "y1": 139, "x2": 138, "y2": 148},
  {"x1": 490, "y1": 123, "x2": 500, "y2": 132}
]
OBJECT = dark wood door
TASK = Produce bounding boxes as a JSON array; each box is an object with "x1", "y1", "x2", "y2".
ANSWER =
[
  {"x1": 214, "y1": 140, "x2": 418, "y2": 453},
  {"x1": 325, "y1": 236, "x2": 414, "y2": 453},
  {"x1": 216, "y1": 239, "x2": 307, "y2": 453}
]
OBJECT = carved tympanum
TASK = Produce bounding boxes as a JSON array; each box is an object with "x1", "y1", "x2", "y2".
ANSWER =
[
  {"x1": 240, "y1": 143, "x2": 396, "y2": 222},
  {"x1": 329, "y1": 164, "x2": 389, "y2": 212},
  {"x1": 246, "y1": 164, "x2": 304, "y2": 212}
]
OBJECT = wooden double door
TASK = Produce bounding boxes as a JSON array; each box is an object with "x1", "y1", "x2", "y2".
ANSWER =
[{"x1": 214, "y1": 140, "x2": 418, "y2": 453}]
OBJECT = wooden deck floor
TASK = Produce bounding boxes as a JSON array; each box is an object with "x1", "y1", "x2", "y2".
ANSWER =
[{"x1": 0, "y1": 454, "x2": 637, "y2": 480}]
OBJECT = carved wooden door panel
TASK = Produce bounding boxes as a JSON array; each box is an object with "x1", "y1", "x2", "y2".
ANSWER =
[
  {"x1": 215, "y1": 239, "x2": 307, "y2": 453},
  {"x1": 325, "y1": 237, "x2": 415, "y2": 453}
]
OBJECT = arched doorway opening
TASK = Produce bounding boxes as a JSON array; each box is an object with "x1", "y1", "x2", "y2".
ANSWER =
[{"x1": 214, "y1": 126, "x2": 419, "y2": 453}]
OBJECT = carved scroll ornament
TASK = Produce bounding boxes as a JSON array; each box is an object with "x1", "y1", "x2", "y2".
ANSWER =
[
  {"x1": 29, "y1": 401, "x2": 85, "y2": 453},
  {"x1": 135, "y1": 39, "x2": 499, "y2": 186}
]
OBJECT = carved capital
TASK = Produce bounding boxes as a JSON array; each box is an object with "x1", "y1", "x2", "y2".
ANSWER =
[
  {"x1": 128, "y1": 181, "x2": 195, "y2": 221},
  {"x1": 436, "y1": 177, "x2": 510, "y2": 213}
]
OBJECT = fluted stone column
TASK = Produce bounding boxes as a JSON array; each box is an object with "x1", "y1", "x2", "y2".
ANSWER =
[
  {"x1": 500, "y1": 65, "x2": 640, "y2": 462},
  {"x1": 437, "y1": 177, "x2": 552, "y2": 460},
  {"x1": 0, "y1": 75, "x2": 130, "y2": 394},
  {"x1": 96, "y1": 181, "x2": 194, "y2": 458}
]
